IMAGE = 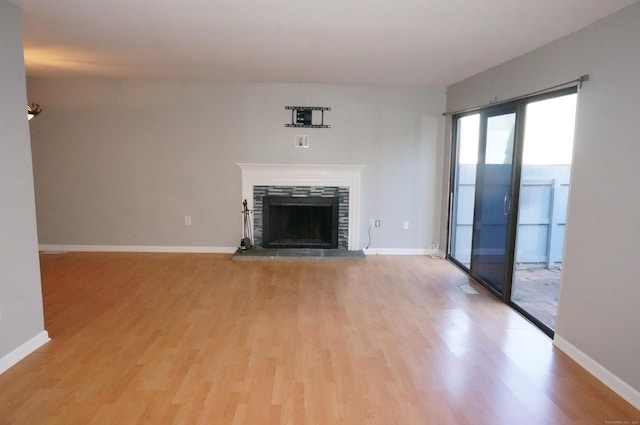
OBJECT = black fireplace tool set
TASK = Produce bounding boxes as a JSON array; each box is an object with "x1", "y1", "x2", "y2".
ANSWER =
[{"x1": 240, "y1": 199, "x2": 253, "y2": 251}]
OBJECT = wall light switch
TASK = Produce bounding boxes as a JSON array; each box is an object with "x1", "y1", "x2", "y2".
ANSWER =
[
  {"x1": 403, "y1": 221, "x2": 409, "y2": 230},
  {"x1": 295, "y1": 135, "x2": 309, "y2": 148},
  {"x1": 185, "y1": 215, "x2": 192, "y2": 226}
]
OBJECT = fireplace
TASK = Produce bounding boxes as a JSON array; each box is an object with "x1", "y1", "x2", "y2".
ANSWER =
[
  {"x1": 237, "y1": 163, "x2": 366, "y2": 250},
  {"x1": 262, "y1": 196, "x2": 339, "y2": 249}
]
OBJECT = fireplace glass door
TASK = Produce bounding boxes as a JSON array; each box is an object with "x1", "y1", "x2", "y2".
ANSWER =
[{"x1": 262, "y1": 196, "x2": 339, "y2": 249}]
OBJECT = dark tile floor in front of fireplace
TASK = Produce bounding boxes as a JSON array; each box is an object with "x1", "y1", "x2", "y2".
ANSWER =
[{"x1": 232, "y1": 248, "x2": 366, "y2": 262}]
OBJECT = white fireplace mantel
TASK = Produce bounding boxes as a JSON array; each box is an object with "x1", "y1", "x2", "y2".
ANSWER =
[{"x1": 237, "y1": 163, "x2": 366, "y2": 250}]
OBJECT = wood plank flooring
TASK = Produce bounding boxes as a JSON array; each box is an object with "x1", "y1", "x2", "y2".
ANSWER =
[{"x1": 1, "y1": 252, "x2": 638, "y2": 424}]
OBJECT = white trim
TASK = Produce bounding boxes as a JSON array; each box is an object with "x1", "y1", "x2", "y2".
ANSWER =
[
  {"x1": 38, "y1": 244, "x2": 441, "y2": 257},
  {"x1": 0, "y1": 331, "x2": 50, "y2": 375},
  {"x1": 39, "y1": 245, "x2": 237, "y2": 254},
  {"x1": 237, "y1": 163, "x2": 366, "y2": 250},
  {"x1": 553, "y1": 334, "x2": 640, "y2": 410},
  {"x1": 364, "y1": 248, "x2": 431, "y2": 256},
  {"x1": 39, "y1": 245, "x2": 439, "y2": 257}
]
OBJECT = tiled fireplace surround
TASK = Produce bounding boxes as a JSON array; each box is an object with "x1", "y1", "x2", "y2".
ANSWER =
[
  {"x1": 237, "y1": 164, "x2": 365, "y2": 250},
  {"x1": 253, "y1": 185, "x2": 349, "y2": 249}
]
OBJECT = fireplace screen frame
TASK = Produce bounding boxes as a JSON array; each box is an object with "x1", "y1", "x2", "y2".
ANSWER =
[{"x1": 262, "y1": 195, "x2": 339, "y2": 249}]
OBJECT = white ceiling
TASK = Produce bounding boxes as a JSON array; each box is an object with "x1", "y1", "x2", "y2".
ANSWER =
[{"x1": 13, "y1": 0, "x2": 639, "y2": 86}]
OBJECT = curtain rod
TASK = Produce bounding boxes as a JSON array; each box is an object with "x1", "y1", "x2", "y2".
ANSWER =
[{"x1": 442, "y1": 74, "x2": 589, "y2": 116}]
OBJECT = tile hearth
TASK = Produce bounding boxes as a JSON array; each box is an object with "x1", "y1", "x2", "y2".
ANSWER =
[{"x1": 231, "y1": 248, "x2": 366, "y2": 262}]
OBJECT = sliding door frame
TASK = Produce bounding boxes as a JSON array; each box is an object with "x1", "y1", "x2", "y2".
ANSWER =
[{"x1": 447, "y1": 86, "x2": 578, "y2": 337}]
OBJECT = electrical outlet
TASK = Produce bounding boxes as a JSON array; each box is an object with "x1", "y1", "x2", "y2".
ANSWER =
[
  {"x1": 375, "y1": 220, "x2": 381, "y2": 227},
  {"x1": 295, "y1": 135, "x2": 309, "y2": 148},
  {"x1": 369, "y1": 219, "x2": 375, "y2": 227}
]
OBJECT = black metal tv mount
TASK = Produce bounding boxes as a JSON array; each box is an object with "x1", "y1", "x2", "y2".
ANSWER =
[{"x1": 285, "y1": 106, "x2": 331, "y2": 128}]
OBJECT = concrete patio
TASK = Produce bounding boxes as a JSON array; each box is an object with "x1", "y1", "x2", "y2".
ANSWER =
[{"x1": 512, "y1": 265, "x2": 562, "y2": 329}]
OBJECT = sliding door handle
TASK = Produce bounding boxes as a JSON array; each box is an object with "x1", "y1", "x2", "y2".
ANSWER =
[{"x1": 503, "y1": 194, "x2": 511, "y2": 216}]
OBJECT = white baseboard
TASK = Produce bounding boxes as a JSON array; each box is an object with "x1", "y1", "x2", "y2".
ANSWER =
[
  {"x1": 39, "y1": 245, "x2": 446, "y2": 257},
  {"x1": 364, "y1": 248, "x2": 431, "y2": 256},
  {"x1": 553, "y1": 334, "x2": 640, "y2": 410},
  {"x1": 39, "y1": 245, "x2": 237, "y2": 254},
  {"x1": 0, "y1": 331, "x2": 50, "y2": 375}
]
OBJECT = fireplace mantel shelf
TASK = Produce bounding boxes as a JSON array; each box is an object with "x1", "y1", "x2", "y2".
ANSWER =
[
  {"x1": 236, "y1": 163, "x2": 365, "y2": 178},
  {"x1": 237, "y1": 163, "x2": 365, "y2": 250}
]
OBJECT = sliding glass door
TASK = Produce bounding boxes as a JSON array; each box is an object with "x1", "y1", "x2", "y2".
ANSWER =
[
  {"x1": 511, "y1": 92, "x2": 577, "y2": 330},
  {"x1": 450, "y1": 106, "x2": 519, "y2": 296},
  {"x1": 449, "y1": 114, "x2": 479, "y2": 267},
  {"x1": 448, "y1": 88, "x2": 578, "y2": 334},
  {"x1": 471, "y1": 108, "x2": 518, "y2": 295}
]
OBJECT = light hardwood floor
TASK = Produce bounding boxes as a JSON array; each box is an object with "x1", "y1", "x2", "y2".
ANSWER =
[{"x1": 1, "y1": 252, "x2": 638, "y2": 424}]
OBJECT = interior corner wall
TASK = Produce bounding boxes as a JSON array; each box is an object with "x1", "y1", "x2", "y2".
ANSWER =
[
  {"x1": 445, "y1": 3, "x2": 640, "y2": 404},
  {"x1": 26, "y1": 80, "x2": 446, "y2": 252},
  {"x1": 0, "y1": 1, "x2": 47, "y2": 367}
]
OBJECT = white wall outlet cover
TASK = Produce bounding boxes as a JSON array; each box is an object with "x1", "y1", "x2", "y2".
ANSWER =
[{"x1": 295, "y1": 135, "x2": 309, "y2": 148}]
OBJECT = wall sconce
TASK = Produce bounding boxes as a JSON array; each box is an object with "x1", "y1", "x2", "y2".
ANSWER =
[{"x1": 27, "y1": 103, "x2": 42, "y2": 121}]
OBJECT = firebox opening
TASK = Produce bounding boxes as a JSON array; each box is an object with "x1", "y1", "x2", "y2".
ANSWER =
[{"x1": 263, "y1": 196, "x2": 339, "y2": 249}]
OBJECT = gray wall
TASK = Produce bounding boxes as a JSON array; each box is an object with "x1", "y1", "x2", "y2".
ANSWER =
[
  {"x1": 27, "y1": 80, "x2": 445, "y2": 251},
  {"x1": 0, "y1": 1, "x2": 46, "y2": 360},
  {"x1": 446, "y1": 3, "x2": 640, "y2": 397}
]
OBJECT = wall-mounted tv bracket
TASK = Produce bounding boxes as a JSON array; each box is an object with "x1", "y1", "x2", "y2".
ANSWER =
[{"x1": 285, "y1": 106, "x2": 331, "y2": 128}]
